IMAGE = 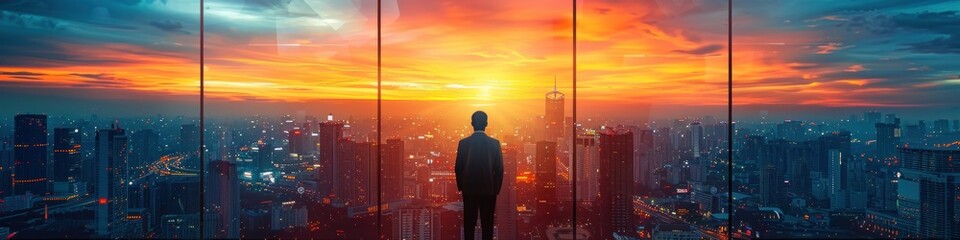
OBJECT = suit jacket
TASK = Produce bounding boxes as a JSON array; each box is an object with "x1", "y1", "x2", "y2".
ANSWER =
[{"x1": 455, "y1": 131, "x2": 504, "y2": 195}]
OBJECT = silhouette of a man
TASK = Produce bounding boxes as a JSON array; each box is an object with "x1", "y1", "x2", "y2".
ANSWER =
[{"x1": 456, "y1": 111, "x2": 504, "y2": 240}]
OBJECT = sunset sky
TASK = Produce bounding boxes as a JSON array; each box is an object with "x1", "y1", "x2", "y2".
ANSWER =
[{"x1": 0, "y1": 0, "x2": 957, "y2": 119}]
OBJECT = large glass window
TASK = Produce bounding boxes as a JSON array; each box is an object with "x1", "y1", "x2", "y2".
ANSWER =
[
  {"x1": 202, "y1": 0, "x2": 377, "y2": 238},
  {"x1": 578, "y1": 1, "x2": 730, "y2": 239},
  {"x1": 732, "y1": 0, "x2": 960, "y2": 238},
  {"x1": 0, "y1": 1, "x2": 201, "y2": 238},
  {"x1": 381, "y1": 0, "x2": 573, "y2": 238}
]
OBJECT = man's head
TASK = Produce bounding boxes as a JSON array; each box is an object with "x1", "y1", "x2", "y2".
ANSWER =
[{"x1": 471, "y1": 111, "x2": 488, "y2": 131}]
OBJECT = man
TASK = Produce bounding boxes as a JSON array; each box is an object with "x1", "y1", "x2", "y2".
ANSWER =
[{"x1": 455, "y1": 111, "x2": 504, "y2": 240}]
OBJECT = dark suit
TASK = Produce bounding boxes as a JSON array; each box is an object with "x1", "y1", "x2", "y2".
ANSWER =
[{"x1": 455, "y1": 131, "x2": 504, "y2": 240}]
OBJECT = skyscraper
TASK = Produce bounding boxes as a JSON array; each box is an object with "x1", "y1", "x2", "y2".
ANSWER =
[
  {"x1": 827, "y1": 149, "x2": 847, "y2": 209},
  {"x1": 864, "y1": 111, "x2": 881, "y2": 123},
  {"x1": 598, "y1": 127, "x2": 634, "y2": 235},
  {"x1": 95, "y1": 125, "x2": 128, "y2": 237},
  {"x1": 776, "y1": 120, "x2": 804, "y2": 141},
  {"x1": 287, "y1": 129, "x2": 305, "y2": 156},
  {"x1": 318, "y1": 120, "x2": 344, "y2": 197},
  {"x1": 630, "y1": 127, "x2": 654, "y2": 190},
  {"x1": 544, "y1": 78, "x2": 564, "y2": 141},
  {"x1": 383, "y1": 138, "x2": 404, "y2": 201},
  {"x1": 206, "y1": 160, "x2": 239, "y2": 238},
  {"x1": 179, "y1": 124, "x2": 199, "y2": 155},
  {"x1": 575, "y1": 134, "x2": 599, "y2": 202},
  {"x1": 130, "y1": 129, "x2": 159, "y2": 173},
  {"x1": 690, "y1": 122, "x2": 703, "y2": 158},
  {"x1": 876, "y1": 119, "x2": 901, "y2": 159},
  {"x1": 393, "y1": 206, "x2": 440, "y2": 240},
  {"x1": 53, "y1": 128, "x2": 82, "y2": 195},
  {"x1": 14, "y1": 114, "x2": 47, "y2": 196},
  {"x1": 898, "y1": 147, "x2": 960, "y2": 238},
  {"x1": 256, "y1": 142, "x2": 275, "y2": 175},
  {"x1": 336, "y1": 138, "x2": 357, "y2": 205},
  {"x1": 534, "y1": 141, "x2": 557, "y2": 225},
  {"x1": 0, "y1": 140, "x2": 13, "y2": 197},
  {"x1": 495, "y1": 147, "x2": 519, "y2": 239},
  {"x1": 355, "y1": 141, "x2": 378, "y2": 205},
  {"x1": 933, "y1": 119, "x2": 949, "y2": 134}
]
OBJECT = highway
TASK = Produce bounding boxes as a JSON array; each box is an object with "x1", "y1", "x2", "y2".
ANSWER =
[{"x1": 634, "y1": 198, "x2": 726, "y2": 240}]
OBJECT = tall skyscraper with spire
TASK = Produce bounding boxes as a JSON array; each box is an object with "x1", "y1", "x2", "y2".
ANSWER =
[{"x1": 545, "y1": 77, "x2": 565, "y2": 142}]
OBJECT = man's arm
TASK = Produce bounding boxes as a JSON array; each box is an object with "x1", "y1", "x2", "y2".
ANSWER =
[
  {"x1": 455, "y1": 140, "x2": 465, "y2": 192},
  {"x1": 493, "y1": 140, "x2": 504, "y2": 195}
]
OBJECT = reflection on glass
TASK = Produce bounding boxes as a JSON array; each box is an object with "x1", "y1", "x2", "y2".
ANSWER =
[
  {"x1": 0, "y1": 1, "x2": 201, "y2": 238},
  {"x1": 203, "y1": 0, "x2": 377, "y2": 238},
  {"x1": 732, "y1": 0, "x2": 960, "y2": 238}
]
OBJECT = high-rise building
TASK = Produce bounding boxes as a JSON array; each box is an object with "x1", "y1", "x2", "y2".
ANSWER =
[
  {"x1": 95, "y1": 125, "x2": 129, "y2": 237},
  {"x1": 544, "y1": 79, "x2": 565, "y2": 141},
  {"x1": 876, "y1": 119, "x2": 901, "y2": 159},
  {"x1": 631, "y1": 127, "x2": 654, "y2": 190},
  {"x1": 393, "y1": 206, "x2": 440, "y2": 240},
  {"x1": 255, "y1": 142, "x2": 274, "y2": 175},
  {"x1": 864, "y1": 111, "x2": 882, "y2": 123},
  {"x1": 776, "y1": 120, "x2": 804, "y2": 141},
  {"x1": 598, "y1": 127, "x2": 634, "y2": 235},
  {"x1": 336, "y1": 138, "x2": 357, "y2": 205},
  {"x1": 575, "y1": 134, "x2": 599, "y2": 202},
  {"x1": 130, "y1": 129, "x2": 159, "y2": 173},
  {"x1": 53, "y1": 128, "x2": 82, "y2": 196},
  {"x1": 933, "y1": 119, "x2": 950, "y2": 134},
  {"x1": 827, "y1": 149, "x2": 848, "y2": 209},
  {"x1": 287, "y1": 129, "x2": 305, "y2": 156},
  {"x1": 383, "y1": 138, "x2": 404, "y2": 201},
  {"x1": 690, "y1": 122, "x2": 703, "y2": 158},
  {"x1": 271, "y1": 201, "x2": 308, "y2": 230},
  {"x1": 495, "y1": 147, "x2": 519, "y2": 239},
  {"x1": 535, "y1": 141, "x2": 558, "y2": 225},
  {"x1": 318, "y1": 120, "x2": 344, "y2": 197},
  {"x1": 53, "y1": 128, "x2": 81, "y2": 181},
  {"x1": 154, "y1": 176, "x2": 201, "y2": 229},
  {"x1": 14, "y1": 114, "x2": 48, "y2": 196},
  {"x1": 759, "y1": 165, "x2": 781, "y2": 207},
  {"x1": 355, "y1": 141, "x2": 378, "y2": 205},
  {"x1": 817, "y1": 132, "x2": 851, "y2": 175},
  {"x1": 898, "y1": 147, "x2": 960, "y2": 238},
  {"x1": 0, "y1": 141, "x2": 13, "y2": 197},
  {"x1": 179, "y1": 124, "x2": 199, "y2": 155},
  {"x1": 206, "y1": 160, "x2": 239, "y2": 238}
]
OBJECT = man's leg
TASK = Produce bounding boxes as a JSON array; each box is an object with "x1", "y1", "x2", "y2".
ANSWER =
[
  {"x1": 479, "y1": 194, "x2": 497, "y2": 240},
  {"x1": 463, "y1": 194, "x2": 479, "y2": 240}
]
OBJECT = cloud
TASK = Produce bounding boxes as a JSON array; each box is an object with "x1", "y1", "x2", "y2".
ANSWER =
[
  {"x1": 148, "y1": 20, "x2": 189, "y2": 34},
  {"x1": 68, "y1": 73, "x2": 132, "y2": 87},
  {"x1": 672, "y1": 44, "x2": 723, "y2": 56},
  {"x1": 816, "y1": 43, "x2": 853, "y2": 54},
  {"x1": 0, "y1": 71, "x2": 46, "y2": 76},
  {"x1": 892, "y1": 11, "x2": 960, "y2": 54}
]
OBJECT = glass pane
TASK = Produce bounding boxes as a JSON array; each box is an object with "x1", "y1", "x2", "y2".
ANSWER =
[
  {"x1": 578, "y1": 0, "x2": 730, "y2": 239},
  {"x1": 381, "y1": 1, "x2": 573, "y2": 239},
  {"x1": 203, "y1": 0, "x2": 377, "y2": 238},
  {"x1": 732, "y1": 0, "x2": 960, "y2": 238},
  {"x1": 0, "y1": 1, "x2": 200, "y2": 238}
]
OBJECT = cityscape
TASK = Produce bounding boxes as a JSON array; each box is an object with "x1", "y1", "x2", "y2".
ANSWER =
[
  {"x1": 2, "y1": 83, "x2": 959, "y2": 238},
  {"x1": 1, "y1": 0, "x2": 959, "y2": 239}
]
